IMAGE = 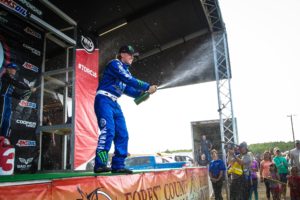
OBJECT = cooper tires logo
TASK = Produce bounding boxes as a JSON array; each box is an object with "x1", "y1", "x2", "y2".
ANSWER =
[
  {"x1": 22, "y1": 43, "x2": 41, "y2": 56},
  {"x1": 16, "y1": 119, "x2": 36, "y2": 128},
  {"x1": 81, "y1": 35, "x2": 94, "y2": 53}
]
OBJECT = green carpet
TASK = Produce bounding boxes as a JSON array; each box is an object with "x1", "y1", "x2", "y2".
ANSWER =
[
  {"x1": 0, "y1": 171, "x2": 113, "y2": 183},
  {"x1": 0, "y1": 168, "x2": 180, "y2": 183}
]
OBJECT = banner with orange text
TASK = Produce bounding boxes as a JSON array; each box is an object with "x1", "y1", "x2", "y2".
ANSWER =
[
  {"x1": 0, "y1": 182, "x2": 51, "y2": 200},
  {"x1": 0, "y1": 168, "x2": 208, "y2": 200},
  {"x1": 52, "y1": 168, "x2": 209, "y2": 200}
]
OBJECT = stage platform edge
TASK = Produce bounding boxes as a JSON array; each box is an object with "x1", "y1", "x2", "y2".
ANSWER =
[{"x1": 0, "y1": 167, "x2": 209, "y2": 200}]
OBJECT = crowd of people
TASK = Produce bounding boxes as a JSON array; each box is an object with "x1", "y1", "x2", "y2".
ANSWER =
[{"x1": 202, "y1": 140, "x2": 300, "y2": 200}]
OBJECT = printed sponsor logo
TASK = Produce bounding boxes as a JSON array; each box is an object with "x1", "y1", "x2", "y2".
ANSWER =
[
  {"x1": 22, "y1": 43, "x2": 41, "y2": 56},
  {"x1": 81, "y1": 35, "x2": 95, "y2": 53},
  {"x1": 23, "y1": 78, "x2": 36, "y2": 88},
  {"x1": 0, "y1": 148, "x2": 14, "y2": 174},
  {"x1": 100, "y1": 118, "x2": 106, "y2": 128},
  {"x1": 0, "y1": 0, "x2": 28, "y2": 17},
  {"x1": 17, "y1": 157, "x2": 33, "y2": 169},
  {"x1": 22, "y1": 62, "x2": 39, "y2": 72},
  {"x1": 17, "y1": 0, "x2": 42, "y2": 16},
  {"x1": 78, "y1": 63, "x2": 97, "y2": 78},
  {"x1": 16, "y1": 119, "x2": 36, "y2": 128},
  {"x1": 19, "y1": 100, "x2": 36, "y2": 109},
  {"x1": 16, "y1": 140, "x2": 36, "y2": 147},
  {"x1": 77, "y1": 187, "x2": 113, "y2": 200},
  {"x1": 24, "y1": 27, "x2": 42, "y2": 39}
]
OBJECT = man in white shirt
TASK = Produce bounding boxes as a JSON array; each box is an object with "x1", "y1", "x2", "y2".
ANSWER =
[{"x1": 290, "y1": 140, "x2": 300, "y2": 175}]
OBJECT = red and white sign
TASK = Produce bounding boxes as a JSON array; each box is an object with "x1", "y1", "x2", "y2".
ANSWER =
[
  {"x1": 0, "y1": 146, "x2": 15, "y2": 175},
  {"x1": 74, "y1": 49, "x2": 99, "y2": 169}
]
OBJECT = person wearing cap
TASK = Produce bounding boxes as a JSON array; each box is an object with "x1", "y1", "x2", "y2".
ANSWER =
[
  {"x1": 0, "y1": 63, "x2": 34, "y2": 137},
  {"x1": 93, "y1": 45, "x2": 157, "y2": 174},
  {"x1": 272, "y1": 147, "x2": 288, "y2": 200},
  {"x1": 227, "y1": 141, "x2": 252, "y2": 199},
  {"x1": 290, "y1": 140, "x2": 300, "y2": 176}
]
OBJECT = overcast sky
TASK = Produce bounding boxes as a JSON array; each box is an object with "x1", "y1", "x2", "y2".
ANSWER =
[{"x1": 117, "y1": 0, "x2": 300, "y2": 154}]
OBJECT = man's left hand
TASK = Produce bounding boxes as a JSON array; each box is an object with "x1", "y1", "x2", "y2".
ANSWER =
[{"x1": 148, "y1": 85, "x2": 158, "y2": 94}]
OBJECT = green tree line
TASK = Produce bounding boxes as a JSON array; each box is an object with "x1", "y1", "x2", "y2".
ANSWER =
[
  {"x1": 248, "y1": 141, "x2": 295, "y2": 154},
  {"x1": 163, "y1": 141, "x2": 295, "y2": 155}
]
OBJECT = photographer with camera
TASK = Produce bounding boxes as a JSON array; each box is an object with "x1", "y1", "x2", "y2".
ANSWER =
[{"x1": 227, "y1": 142, "x2": 252, "y2": 200}]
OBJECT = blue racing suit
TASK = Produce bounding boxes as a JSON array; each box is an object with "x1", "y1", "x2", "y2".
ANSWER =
[
  {"x1": 94, "y1": 59, "x2": 150, "y2": 170},
  {"x1": 0, "y1": 72, "x2": 31, "y2": 137}
]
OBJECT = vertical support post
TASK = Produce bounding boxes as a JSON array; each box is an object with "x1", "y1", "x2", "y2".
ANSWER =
[
  {"x1": 287, "y1": 114, "x2": 296, "y2": 146},
  {"x1": 70, "y1": 27, "x2": 77, "y2": 170},
  {"x1": 200, "y1": 0, "x2": 237, "y2": 199},
  {"x1": 212, "y1": 31, "x2": 237, "y2": 200},
  {"x1": 38, "y1": 35, "x2": 48, "y2": 170},
  {"x1": 61, "y1": 46, "x2": 69, "y2": 170}
]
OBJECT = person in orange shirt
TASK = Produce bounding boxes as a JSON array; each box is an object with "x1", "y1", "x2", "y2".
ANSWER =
[{"x1": 260, "y1": 151, "x2": 273, "y2": 200}]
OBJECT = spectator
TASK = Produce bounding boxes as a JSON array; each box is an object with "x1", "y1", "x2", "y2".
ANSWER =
[
  {"x1": 290, "y1": 140, "x2": 300, "y2": 175},
  {"x1": 273, "y1": 147, "x2": 288, "y2": 200},
  {"x1": 209, "y1": 149, "x2": 226, "y2": 200},
  {"x1": 198, "y1": 153, "x2": 209, "y2": 166},
  {"x1": 249, "y1": 152, "x2": 259, "y2": 200},
  {"x1": 200, "y1": 135, "x2": 212, "y2": 162},
  {"x1": 260, "y1": 151, "x2": 273, "y2": 200},
  {"x1": 268, "y1": 163, "x2": 280, "y2": 200},
  {"x1": 227, "y1": 141, "x2": 252, "y2": 199},
  {"x1": 288, "y1": 166, "x2": 300, "y2": 200}
]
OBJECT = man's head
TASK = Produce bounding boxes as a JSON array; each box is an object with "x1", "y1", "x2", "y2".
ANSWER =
[
  {"x1": 273, "y1": 147, "x2": 280, "y2": 155},
  {"x1": 118, "y1": 45, "x2": 139, "y2": 65},
  {"x1": 5, "y1": 63, "x2": 18, "y2": 76},
  {"x1": 295, "y1": 140, "x2": 300, "y2": 149},
  {"x1": 239, "y1": 141, "x2": 248, "y2": 154},
  {"x1": 291, "y1": 166, "x2": 298, "y2": 176}
]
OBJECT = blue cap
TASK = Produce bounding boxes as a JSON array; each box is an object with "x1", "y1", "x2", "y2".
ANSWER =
[{"x1": 5, "y1": 63, "x2": 18, "y2": 70}]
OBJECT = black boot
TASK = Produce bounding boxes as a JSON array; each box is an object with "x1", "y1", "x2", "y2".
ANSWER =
[
  {"x1": 111, "y1": 168, "x2": 133, "y2": 174},
  {"x1": 94, "y1": 166, "x2": 111, "y2": 173}
]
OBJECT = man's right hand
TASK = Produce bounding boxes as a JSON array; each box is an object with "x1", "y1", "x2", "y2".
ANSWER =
[{"x1": 148, "y1": 85, "x2": 158, "y2": 94}]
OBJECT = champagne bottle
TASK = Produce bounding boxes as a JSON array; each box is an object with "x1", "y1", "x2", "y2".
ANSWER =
[{"x1": 134, "y1": 92, "x2": 150, "y2": 105}]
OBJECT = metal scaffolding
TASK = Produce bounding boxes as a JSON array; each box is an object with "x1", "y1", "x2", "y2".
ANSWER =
[
  {"x1": 200, "y1": 0, "x2": 238, "y2": 199},
  {"x1": 35, "y1": 2, "x2": 77, "y2": 170}
]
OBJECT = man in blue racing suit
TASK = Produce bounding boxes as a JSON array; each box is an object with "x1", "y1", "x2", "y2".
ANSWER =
[
  {"x1": 94, "y1": 45, "x2": 157, "y2": 174},
  {"x1": 0, "y1": 63, "x2": 33, "y2": 137}
]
